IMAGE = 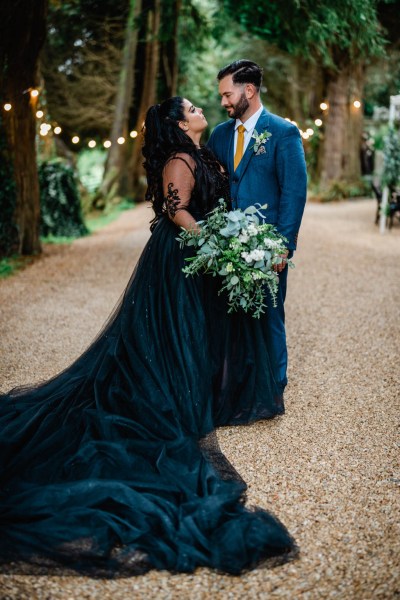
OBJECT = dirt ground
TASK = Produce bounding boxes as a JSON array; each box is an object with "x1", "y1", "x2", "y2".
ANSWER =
[{"x1": 0, "y1": 198, "x2": 399, "y2": 599}]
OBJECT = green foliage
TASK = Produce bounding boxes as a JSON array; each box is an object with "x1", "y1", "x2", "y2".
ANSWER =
[
  {"x1": 178, "y1": 200, "x2": 292, "y2": 318},
  {"x1": 310, "y1": 179, "x2": 372, "y2": 202},
  {"x1": 0, "y1": 255, "x2": 35, "y2": 279},
  {"x1": 77, "y1": 149, "x2": 106, "y2": 193},
  {"x1": 223, "y1": 0, "x2": 386, "y2": 69},
  {"x1": 86, "y1": 199, "x2": 135, "y2": 232},
  {"x1": 382, "y1": 127, "x2": 400, "y2": 187},
  {"x1": 0, "y1": 113, "x2": 18, "y2": 257},
  {"x1": 304, "y1": 126, "x2": 321, "y2": 182},
  {"x1": 39, "y1": 159, "x2": 89, "y2": 238}
]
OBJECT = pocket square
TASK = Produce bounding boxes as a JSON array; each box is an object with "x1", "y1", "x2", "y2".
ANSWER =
[{"x1": 255, "y1": 145, "x2": 267, "y2": 156}]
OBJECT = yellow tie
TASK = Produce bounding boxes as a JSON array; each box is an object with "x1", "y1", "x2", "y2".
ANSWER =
[{"x1": 234, "y1": 125, "x2": 246, "y2": 171}]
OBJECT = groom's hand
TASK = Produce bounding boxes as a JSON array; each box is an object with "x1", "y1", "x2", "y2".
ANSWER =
[{"x1": 274, "y1": 251, "x2": 289, "y2": 273}]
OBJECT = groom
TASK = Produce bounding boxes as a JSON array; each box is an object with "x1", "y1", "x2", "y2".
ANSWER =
[{"x1": 208, "y1": 59, "x2": 307, "y2": 399}]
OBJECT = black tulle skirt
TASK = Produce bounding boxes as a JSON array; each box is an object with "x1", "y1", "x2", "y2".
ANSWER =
[{"x1": 0, "y1": 216, "x2": 292, "y2": 576}]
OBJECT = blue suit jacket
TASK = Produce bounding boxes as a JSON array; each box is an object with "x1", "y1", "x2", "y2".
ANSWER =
[{"x1": 207, "y1": 108, "x2": 307, "y2": 251}]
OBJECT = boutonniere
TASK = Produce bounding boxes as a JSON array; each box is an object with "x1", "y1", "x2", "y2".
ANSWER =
[{"x1": 251, "y1": 129, "x2": 272, "y2": 153}]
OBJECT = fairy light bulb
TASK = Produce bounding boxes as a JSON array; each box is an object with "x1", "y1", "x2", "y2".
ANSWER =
[
  {"x1": 36, "y1": 110, "x2": 44, "y2": 118},
  {"x1": 30, "y1": 89, "x2": 39, "y2": 98},
  {"x1": 4, "y1": 103, "x2": 12, "y2": 111},
  {"x1": 353, "y1": 100, "x2": 361, "y2": 109},
  {"x1": 72, "y1": 136, "x2": 80, "y2": 144},
  {"x1": 54, "y1": 126, "x2": 62, "y2": 135},
  {"x1": 88, "y1": 140, "x2": 96, "y2": 148},
  {"x1": 306, "y1": 128, "x2": 314, "y2": 136},
  {"x1": 320, "y1": 102, "x2": 328, "y2": 111},
  {"x1": 103, "y1": 140, "x2": 111, "y2": 148},
  {"x1": 130, "y1": 130, "x2": 138, "y2": 138},
  {"x1": 117, "y1": 136, "x2": 125, "y2": 145},
  {"x1": 315, "y1": 118, "x2": 323, "y2": 127}
]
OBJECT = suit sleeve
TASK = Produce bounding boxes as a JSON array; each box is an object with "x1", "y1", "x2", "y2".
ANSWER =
[
  {"x1": 206, "y1": 127, "x2": 225, "y2": 167},
  {"x1": 276, "y1": 127, "x2": 307, "y2": 251}
]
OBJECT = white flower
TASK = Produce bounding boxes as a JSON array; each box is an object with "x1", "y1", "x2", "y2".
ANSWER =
[
  {"x1": 251, "y1": 129, "x2": 272, "y2": 153},
  {"x1": 249, "y1": 249, "x2": 265, "y2": 261},
  {"x1": 226, "y1": 262, "x2": 234, "y2": 273},
  {"x1": 246, "y1": 223, "x2": 258, "y2": 236},
  {"x1": 251, "y1": 272, "x2": 262, "y2": 280},
  {"x1": 241, "y1": 251, "x2": 253, "y2": 264},
  {"x1": 264, "y1": 238, "x2": 281, "y2": 249},
  {"x1": 238, "y1": 232, "x2": 249, "y2": 243}
]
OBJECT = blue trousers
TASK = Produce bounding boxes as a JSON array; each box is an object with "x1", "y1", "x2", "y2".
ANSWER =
[{"x1": 264, "y1": 266, "x2": 288, "y2": 393}]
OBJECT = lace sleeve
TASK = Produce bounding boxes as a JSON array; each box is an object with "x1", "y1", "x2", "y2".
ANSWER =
[{"x1": 162, "y1": 154, "x2": 196, "y2": 219}]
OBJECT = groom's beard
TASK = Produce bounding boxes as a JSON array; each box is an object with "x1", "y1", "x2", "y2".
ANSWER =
[{"x1": 226, "y1": 93, "x2": 249, "y2": 120}]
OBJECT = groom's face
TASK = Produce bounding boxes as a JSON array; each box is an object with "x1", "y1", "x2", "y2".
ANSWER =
[{"x1": 219, "y1": 75, "x2": 249, "y2": 120}]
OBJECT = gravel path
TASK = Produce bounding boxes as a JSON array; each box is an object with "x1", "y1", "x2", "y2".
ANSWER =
[{"x1": 0, "y1": 199, "x2": 399, "y2": 599}]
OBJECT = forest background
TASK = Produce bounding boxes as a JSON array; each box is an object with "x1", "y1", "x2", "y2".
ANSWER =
[{"x1": 0, "y1": 0, "x2": 399, "y2": 259}]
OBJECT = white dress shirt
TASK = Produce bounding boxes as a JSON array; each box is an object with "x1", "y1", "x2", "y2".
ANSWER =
[{"x1": 234, "y1": 105, "x2": 264, "y2": 155}]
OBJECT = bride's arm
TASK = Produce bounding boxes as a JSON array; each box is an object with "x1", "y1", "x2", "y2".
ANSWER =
[{"x1": 162, "y1": 154, "x2": 200, "y2": 232}]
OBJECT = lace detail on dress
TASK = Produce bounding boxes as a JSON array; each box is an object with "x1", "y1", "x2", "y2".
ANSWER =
[{"x1": 165, "y1": 182, "x2": 183, "y2": 218}]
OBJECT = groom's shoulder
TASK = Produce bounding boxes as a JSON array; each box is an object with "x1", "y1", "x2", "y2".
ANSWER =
[
  {"x1": 267, "y1": 111, "x2": 299, "y2": 136},
  {"x1": 210, "y1": 119, "x2": 234, "y2": 138}
]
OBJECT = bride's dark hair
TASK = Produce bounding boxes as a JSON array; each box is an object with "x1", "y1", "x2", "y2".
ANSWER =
[{"x1": 142, "y1": 97, "x2": 222, "y2": 230}]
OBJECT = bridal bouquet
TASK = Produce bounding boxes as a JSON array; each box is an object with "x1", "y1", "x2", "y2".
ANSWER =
[{"x1": 177, "y1": 200, "x2": 293, "y2": 318}]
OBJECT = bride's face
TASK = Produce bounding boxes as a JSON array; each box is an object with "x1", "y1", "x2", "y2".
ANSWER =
[{"x1": 180, "y1": 99, "x2": 208, "y2": 134}]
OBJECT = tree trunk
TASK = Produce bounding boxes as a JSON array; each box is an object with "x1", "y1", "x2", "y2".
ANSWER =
[
  {"x1": 0, "y1": 0, "x2": 48, "y2": 256},
  {"x1": 320, "y1": 69, "x2": 349, "y2": 187},
  {"x1": 162, "y1": 0, "x2": 181, "y2": 97},
  {"x1": 320, "y1": 64, "x2": 365, "y2": 190},
  {"x1": 128, "y1": 0, "x2": 161, "y2": 198},
  {"x1": 99, "y1": 0, "x2": 141, "y2": 202},
  {"x1": 343, "y1": 64, "x2": 365, "y2": 182}
]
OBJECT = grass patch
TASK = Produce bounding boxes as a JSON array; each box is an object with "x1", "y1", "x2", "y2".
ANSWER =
[
  {"x1": 1, "y1": 201, "x2": 136, "y2": 280},
  {"x1": 40, "y1": 234, "x2": 77, "y2": 244},
  {"x1": 86, "y1": 199, "x2": 135, "y2": 233},
  {"x1": 0, "y1": 255, "x2": 35, "y2": 279}
]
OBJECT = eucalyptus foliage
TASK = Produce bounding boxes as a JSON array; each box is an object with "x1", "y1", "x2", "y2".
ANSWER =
[
  {"x1": 178, "y1": 200, "x2": 292, "y2": 318},
  {"x1": 39, "y1": 160, "x2": 89, "y2": 238}
]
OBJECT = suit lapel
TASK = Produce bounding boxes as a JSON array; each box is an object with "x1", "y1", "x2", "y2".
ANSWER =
[
  {"x1": 227, "y1": 121, "x2": 235, "y2": 176},
  {"x1": 236, "y1": 109, "x2": 270, "y2": 181}
]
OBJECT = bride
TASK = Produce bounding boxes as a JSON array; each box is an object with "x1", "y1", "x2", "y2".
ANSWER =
[{"x1": 0, "y1": 97, "x2": 294, "y2": 575}]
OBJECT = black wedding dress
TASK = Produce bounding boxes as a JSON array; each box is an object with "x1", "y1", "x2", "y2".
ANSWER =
[{"x1": 0, "y1": 149, "x2": 293, "y2": 576}]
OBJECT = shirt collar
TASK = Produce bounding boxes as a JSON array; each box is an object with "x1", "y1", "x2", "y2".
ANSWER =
[{"x1": 235, "y1": 105, "x2": 264, "y2": 132}]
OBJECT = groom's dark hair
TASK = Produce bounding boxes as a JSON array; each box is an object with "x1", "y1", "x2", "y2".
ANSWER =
[{"x1": 217, "y1": 60, "x2": 263, "y2": 91}]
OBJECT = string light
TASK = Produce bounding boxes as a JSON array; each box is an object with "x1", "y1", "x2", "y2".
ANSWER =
[
  {"x1": 353, "y1": 100, "x2": 361, "y2": 109},
  {"x1": 36, "y1": 110, "x2": 44, "y2": 118},
  {"x1": 54, "y1": 126, "x2": 62, "y2": 135},
  {"x1": 320, "y1": 102, "x2": 328, "y2": 111},
  {"x1": 39, "y1": 123, "x2": 51, "y2": 136},
  {"x1": 315, "y1": 118, "x2": 323, "y2": 127},
  {"x1": 72, "y1": 136, "x2": 80, "y2": 144},
  {"x1": 30, "y1": 89, "x2": 39, "y2": 98},
  {"x1": 103, "y1": 140, "x2": 112, "y2": 148},
  {"x1": 117, "y1": 136, "x2": 125, "y2": 145},
  {"x1": 88, "y1": 140, "x2": 96, "y2": 148},
  {"x1": 130, "y1": 130, "x2": 138, "y2": 138},
  {"x1": 306, "y1": 128, "x2": 314, "y2": 136},
  {"x1": 4, "y1": 103, "x2": 12, "y2": 111}
]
